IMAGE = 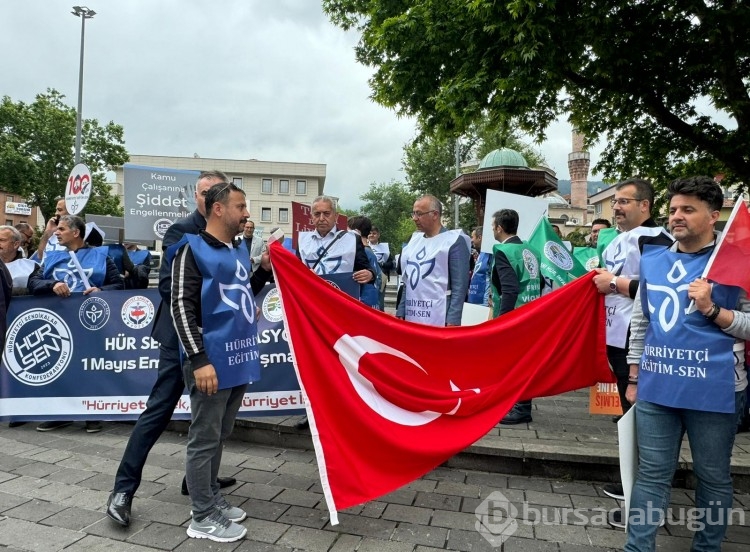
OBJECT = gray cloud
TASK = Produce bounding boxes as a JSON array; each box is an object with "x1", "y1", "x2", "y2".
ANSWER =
[{"x1": 2, "y1": 1, "x2": 594, "y2": 209}]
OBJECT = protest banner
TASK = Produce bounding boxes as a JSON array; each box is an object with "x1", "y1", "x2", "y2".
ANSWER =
[{"x1": 0, "y1": 280, "x2": 363, "y2": 422}]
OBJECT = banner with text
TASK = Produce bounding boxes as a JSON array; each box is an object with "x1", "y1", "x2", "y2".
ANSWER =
[
  {"x1": 123, "y1": 164, "x2": 201, "y2": 241},
  {"x1": 0, "y1": 287, "x2": 308, "y2": 422}
]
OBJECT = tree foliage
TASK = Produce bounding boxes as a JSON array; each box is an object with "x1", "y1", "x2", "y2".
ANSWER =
[
  {"x1": 0, "y1": 89, "x2": 128, "y2": 220},
  {"x1": 403, "y1": 117, "x2": 545, "y2": 229},
  {"x1": 324, "y1": 1, "x2": 750, "y2": 188},
  {"x1": 359, "y1": 180, "x2": 417, "y2": 251}
]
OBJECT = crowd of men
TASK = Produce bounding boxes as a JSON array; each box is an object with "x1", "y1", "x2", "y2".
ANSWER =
[{"x1": 0, "y1": 171, "x2": 745, "y2": 548}]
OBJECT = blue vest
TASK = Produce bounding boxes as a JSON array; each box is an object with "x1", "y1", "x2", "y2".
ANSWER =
[
  {"x1": 106, "y1": 244, "x2": 127, "y2": 274},
  {"x1": 128, "y1": 249, "x2": 151, "y2": 266},
  {"x1": 468, "y1": 252, "x2": 491, "y2": 305},
  {"x1": 639, "y1": 245, "x2": 739, "y2": 413},
  {"x1": 184, "y1": 235, "x2": 261, "y2": 389},
  {"x1": 43, "y1": 248, "x2": 108, "y2": 291},
  {"x1": 360, "y1": 246, "x2": 381, "y2": 308}
]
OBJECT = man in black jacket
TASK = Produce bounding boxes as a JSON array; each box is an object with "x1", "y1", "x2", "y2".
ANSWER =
[
  {"x1": 172, "y1": 182, "x2": 271, "y2": 542},
  {"x1": 28, "y1": 215, "x2": 124, "y2": 434},
  {"x1": 28, "y1": 216, "x2": 124, "y2": 296},
  {"x1": 107, "y1": 171, "x2": 236, "y2": 527}
]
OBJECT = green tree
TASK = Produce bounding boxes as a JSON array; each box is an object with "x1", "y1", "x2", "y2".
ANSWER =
[
  {"x1": 0, "y1": 89, "x2": 128, "y2": 220},
  {"x1": 564, "y1": 227, "x2": 589, "y2": 248},
  {"x1": 359, "y1": 180, "x2": 417, "y2": 251},
  {"x1": 324, "y1": 1, "x2": 750, "y2": 188},
  {"x1": 403, "y1": 117, "x2": 545, "y2": 229}
]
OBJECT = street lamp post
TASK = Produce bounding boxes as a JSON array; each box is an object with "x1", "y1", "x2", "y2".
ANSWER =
[{"x1": 71, "y1": 6, "x2": 96, "y2": 164}]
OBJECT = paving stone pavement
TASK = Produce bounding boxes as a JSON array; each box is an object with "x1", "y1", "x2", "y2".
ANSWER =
[{"x1": 0, "y1": 413, "x2": 748, "y2": 551}]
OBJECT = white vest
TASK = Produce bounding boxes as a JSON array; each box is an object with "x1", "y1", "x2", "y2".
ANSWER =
[
  {"x1": 400, "y1": 230, "x2": 463, "y2": 326},
  {"x1": 602, "y1": 226, "x2": 670, "y2": 347},
  {"x1": 298, "y1": 230, "x2": 356, "y2": 275},
  {"x1": 6, "y1": 258, "x2": 38, "y2": 289},
  {"x1": 370, "y1": 242, "x2": 390, "y2": 264}
]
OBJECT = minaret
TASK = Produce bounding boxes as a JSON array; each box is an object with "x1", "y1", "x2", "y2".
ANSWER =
[{"x1": 568, "y1": 131, "x2": 590, "y2": 214}]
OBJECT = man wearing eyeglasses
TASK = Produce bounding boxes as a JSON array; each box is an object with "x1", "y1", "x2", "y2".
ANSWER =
[
  {"x1": 107, "y1": 171, "x2": 237, "y2": 527},
  {"x1": 14, "y1": 223, "x2": 34, "y2": 258},
  {"x1": 591, "y1": 178, "x2": 671, "y2": 511},
  {"x1": 397, "y1": 194, "x2": 471, "y2": 326}
]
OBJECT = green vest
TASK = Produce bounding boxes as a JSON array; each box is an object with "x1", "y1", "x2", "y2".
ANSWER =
[{"x1": 491, "y1": 241, "x2": 542, "y2": 318}]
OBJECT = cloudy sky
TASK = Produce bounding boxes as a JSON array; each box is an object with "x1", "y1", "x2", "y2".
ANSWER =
[{"x1": 1, "y1": 1, "x2": 597, "y2": 208}]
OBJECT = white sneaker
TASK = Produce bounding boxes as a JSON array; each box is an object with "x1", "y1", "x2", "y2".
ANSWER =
[
  {"x1": 186, "y1": 510, "x2": 246, "y2": 542},
  {"x1": 215, "y1": 494, "x2": 247, "y2": 522}
]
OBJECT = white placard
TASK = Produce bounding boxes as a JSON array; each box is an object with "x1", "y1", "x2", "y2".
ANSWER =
[
  {"x1": 65, "y1": 163, "x2": 92, "y2": 215},
  {"x1": 480, "y1": 190, "x2": 549, "y2": 253}
]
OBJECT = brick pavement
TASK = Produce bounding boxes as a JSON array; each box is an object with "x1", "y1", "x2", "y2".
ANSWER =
[
  {"x1": 0, "y1": 392, "x2": 747, "y2": 551},
  {"x1": 238, "y1": 389, "x2": 750, "y2": 491}
]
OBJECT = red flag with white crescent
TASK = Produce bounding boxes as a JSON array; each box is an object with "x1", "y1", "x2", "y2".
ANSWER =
[
  {"x1": 704, "y1": 198, "x2": 750, "y2": 293},
  {"x1": 269, "y1": 241, "x2": 613, "y2": 524}
]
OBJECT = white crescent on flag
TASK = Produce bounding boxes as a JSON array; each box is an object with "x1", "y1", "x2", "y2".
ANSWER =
[{"x1": 334, "y1": 334, "x2": 479, "y2": 426}]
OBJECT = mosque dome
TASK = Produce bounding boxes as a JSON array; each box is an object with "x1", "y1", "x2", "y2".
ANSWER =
[
  {"x1": 541, "y1": 192, "x2": 568, "y2": 205},
  {"x1": 477, "y1": 148, "x2": 529, "y2": 170}
]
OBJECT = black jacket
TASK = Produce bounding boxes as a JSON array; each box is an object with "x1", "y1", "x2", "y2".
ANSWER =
[
  {"x1": 171, "y1": 230, "x2": 271, "y2": 370},
  {"x1": 0, "y1": 260, "x2": 11, "y2": 351},
  {"x1": 151, "y1": 209, "x2": 207, "y2": 346}
]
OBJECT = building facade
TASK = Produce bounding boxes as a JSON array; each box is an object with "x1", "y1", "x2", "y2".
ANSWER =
[{"x1": 0, "y1": 191, "x2": 41, "y2": 229}]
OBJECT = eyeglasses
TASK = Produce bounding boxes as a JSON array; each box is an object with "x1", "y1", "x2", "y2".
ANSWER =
[
  {"x1": 411, "y1": 210, "x2": 437, "y2": 219},
  {"x1": 610, "y1": 198, "x2": 643, "y2": 207},
  {"x1": 312, "y1": 211, "x2": 333, "y2": 218}
]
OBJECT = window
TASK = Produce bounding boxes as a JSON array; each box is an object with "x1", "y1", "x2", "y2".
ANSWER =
[
  {"x1": 261, "y1": 178, "x2": 272, "y2": 194},
  {"x1": 232, "y1": 177, "x2": 243, "y2": 187},
  {"x1": 279, "y1": 208, "x2": 289, "y2": 223},
  {"x1": 296, "y1": 180, "x2": 307, "y2": 195},
  {"x1": 6, "y1": 196, "x2": 13, "y2": 203},
  {"x1": 595, "y1": 203, "x2": 602, "y2": 215},
  {"x1": 279, "y1": 179, "x2": 290, "y2": 194},
  {"x1": 261, "y1": 207, "x2": 272, "y2": 222},
  {"x1": 5, "y1": 220, "x2": 12, "y2": 226}
]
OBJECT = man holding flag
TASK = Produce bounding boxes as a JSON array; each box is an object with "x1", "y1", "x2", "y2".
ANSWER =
[
  {"x1": 592, "y1": 178, "x2": 671, "y2": 507},
  {"x1": 295, "y1": 195, "x2": 375, "y2": 430},
  {"x1": 624, "y1": 176, "x2": 750, "y2": 551},
  {"x1": 490, "y1": 209, "x2": 544, "y2": 424},
  {"x1": 593, "y1": 180, "x2": 671, "y2": 412}
]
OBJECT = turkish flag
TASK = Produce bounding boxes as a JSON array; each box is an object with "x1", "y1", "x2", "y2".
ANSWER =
[
  {"x1": 269, "y1": 241, "x2": 613, "y2": 524},
  {"x1": 705, "y1": 198, "x2": 750, "y2": 293}
]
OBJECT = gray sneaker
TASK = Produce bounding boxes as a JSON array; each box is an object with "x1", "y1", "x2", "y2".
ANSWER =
[
  {"x1": 215, "y1": 494, "x2": 247, "y2": 522},
  {"x1": 186, "y1": 510, "x2": 246, "y2": 542}
]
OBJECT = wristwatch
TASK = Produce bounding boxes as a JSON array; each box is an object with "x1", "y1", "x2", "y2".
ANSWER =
[{"x1": 609, "y1": 276, "x2": 618, "y2": 293}]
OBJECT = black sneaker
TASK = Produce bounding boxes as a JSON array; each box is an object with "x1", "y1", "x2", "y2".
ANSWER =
[
  {"x1": 85, "y1": 421, "x2": 103, "y2": 433},
  {"x1": 602, "y1": 483, "x2": 625, "y2": 501},
  {"x1": 36, "y1": 421, "x2": 72, "y2": 432}
]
